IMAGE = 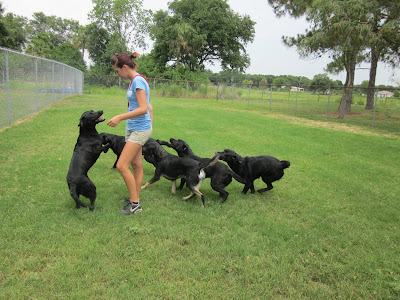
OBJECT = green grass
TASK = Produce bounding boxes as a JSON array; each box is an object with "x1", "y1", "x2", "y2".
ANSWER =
[{"x1": 1, "y1": 94, "x2": 400, "y2": 299}]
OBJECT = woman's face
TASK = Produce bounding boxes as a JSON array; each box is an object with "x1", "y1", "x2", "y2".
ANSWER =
[{"x1": 113, "y1": 64, "x2": 129, "y2": 79}]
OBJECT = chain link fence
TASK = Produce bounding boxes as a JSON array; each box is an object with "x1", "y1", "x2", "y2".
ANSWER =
[
  {"x1": 85, "y1": 74, "x2": 400, "y2": 134},
  {"x1": 0, "y1": 47, "x2": 83, "y2": 130}
]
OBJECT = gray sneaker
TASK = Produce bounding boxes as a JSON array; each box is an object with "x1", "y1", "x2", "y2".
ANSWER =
[
  {"x1": 119, "y1": 201, "x2": 142, "y2": 215},
  {"x1": 121, "y1": 198, "x2": 141, "y2": 204},
  {"x1": 120, "y1": 197, "x2": 130, "y2": 203}
]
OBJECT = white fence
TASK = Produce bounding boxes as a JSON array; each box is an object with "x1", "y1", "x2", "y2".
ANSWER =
[{"x1": 0, "y1": 47, "x2": 83, "y2": 129}]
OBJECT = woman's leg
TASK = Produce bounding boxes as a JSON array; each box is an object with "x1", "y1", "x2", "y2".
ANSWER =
[
  {"x1": 116, "y1": 141, "x2": 142, "y2": 203},
  {"x1": 130, "y1": 146, "x2": 144, "y2": 199}
]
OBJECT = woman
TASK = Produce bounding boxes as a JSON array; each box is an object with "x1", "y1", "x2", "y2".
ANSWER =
[{"x1": 108, "y1": 52, "x2": 153, "y2": 215}]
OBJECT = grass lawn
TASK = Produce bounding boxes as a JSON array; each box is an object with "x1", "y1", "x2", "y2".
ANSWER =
[{"x1": 1, "y1": 94, "x2": 399, "y2": 299}]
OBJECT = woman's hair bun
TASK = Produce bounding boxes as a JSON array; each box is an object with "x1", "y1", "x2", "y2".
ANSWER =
[{"x1": 131, "y1": 52, "x2": 140, "y2": 59}]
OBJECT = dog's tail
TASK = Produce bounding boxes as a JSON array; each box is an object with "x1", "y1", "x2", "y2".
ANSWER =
[
  {"x1": 228, "y1": 169, "x2": 245, "y2": 184},
  {"x1": 199, "y1": 153, "x2": 220, "y2": 170},
  {"x1": 280, "y1": 160, "x2": 291, "y2": 169},
  {"x1": 69, "y1": 184, "x2": 87, "y2": 208}
]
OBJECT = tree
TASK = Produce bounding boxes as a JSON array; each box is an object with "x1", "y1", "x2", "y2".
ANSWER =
[
  {"x1": 24, "y1": 34, "x2": 86, "y2": 71},
  {"x1": 269, "y1": 0, "x2": 400, "y2": 116},
  {"x1": 364, "y1": 1, "x2": 400, "y2": 110},
  {"x1": 269, "y1": 0, "x2": 371, "y2": 119},
  {"x1": 53, "y1": 43, "x2": 86, "y2": 71},
  {"x1": 170, "y1": 22, "x2": 196, "y2": 67},
  {"x1": 89, "y1": 0, "x2": 152, "y2": 51},
  {"x1": 0, "y1": 2, "x2": 9, "y2": 46},
  {"x1": 72, "y1": 25, "x2": 89, "y2": 61},
  {"x1": 310, "y1": 73, "x2": 334, "y2": 94},
  {"x1": 85, "y1": 22, "x2": 128, "y2": 74},
  {"x1": 24, "y1": 12, "x2": 83, "y2": 63},
  {"x1": 151, "y1": 0, "x2": 256, "y2": 72},
  {"x1": 1, "y1": 12, "x2": 27, "y2": 51},
  {"x1": 25, "y1": 32, "x2": 55, "y2": 57},
  {"x1": 27, "y1": 12, "x2": 80, "y2": 46},
  {"x1": 273, "y1": 76, "x2": 290, "y2": 87}
]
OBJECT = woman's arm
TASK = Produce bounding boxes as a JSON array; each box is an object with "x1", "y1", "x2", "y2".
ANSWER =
[
  {"x1": 149, "y1": 102, "x2": 153, "y2": 124},
  {"x1": 107, "y1": 89, "x2": 148, "y2": 127}
]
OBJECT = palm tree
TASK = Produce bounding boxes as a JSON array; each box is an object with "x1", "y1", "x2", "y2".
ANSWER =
[
  {"x1": 72, "y1": 25, "x2": 88, "y2": 60},
  {"x1": 170, "y1": 23, "x2": 194, "y2": 67}
]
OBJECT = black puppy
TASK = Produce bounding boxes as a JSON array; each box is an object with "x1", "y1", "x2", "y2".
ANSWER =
[
  {"x1": 217, "y1": 149, "x2": 290, "y2": 195},
  {"x1": 141, "y1": 142, "x2": 220, "y2": 207},
  {"x1": 99, "y1": 135, "x2": 159, "y2": 168},
  {"x1": 142, "y1": 138, "x2": 180, "y2": 195},
  {"x1": 159, "y1": 138, "x2": 245, "y2": 203},
  {"x1": 142, "y1": 137, "x2": 160, "y2": 167},
  {"x1": 67, "y1": 110, "x2": 110, "y2": 210},
  {"x1": 100, "y1": 133, "x2": 125, "y2": 168}
]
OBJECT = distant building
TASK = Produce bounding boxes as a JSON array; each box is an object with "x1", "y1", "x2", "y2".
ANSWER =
[
  {"x1": 290, "y1": 86, "x2": 304, "y2": 92},
  {"x1": 376, "y1": 91, "x2": 394, "y2": 98}
]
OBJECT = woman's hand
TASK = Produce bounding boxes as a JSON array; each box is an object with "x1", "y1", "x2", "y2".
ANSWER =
[{"x1": 107, "y1": 115, "x2": 121, "y2": 127}]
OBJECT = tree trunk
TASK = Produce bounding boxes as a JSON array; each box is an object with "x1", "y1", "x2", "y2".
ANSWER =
[
  {"x1": 82, "y1": 42, "x2": 85, "y2": 61},
  {"x1": 338, "y1": 58, "x2": 356, "y2": 119},
  {"x1": 366, "y1": 47, "x2": 378, "y2": 110}
]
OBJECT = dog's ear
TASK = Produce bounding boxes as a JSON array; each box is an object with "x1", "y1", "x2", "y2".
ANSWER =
[
  {"x1": 235, "y1": 155, "x2": 243, "y2": 164},
  {"x1": 79, "y1": 116, "x2": 86, "y2": 127}
]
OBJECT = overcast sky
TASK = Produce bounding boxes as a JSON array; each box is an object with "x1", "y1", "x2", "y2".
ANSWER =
[{"x1": 2, "y1": 0, "x2": 399, "y2": 85}]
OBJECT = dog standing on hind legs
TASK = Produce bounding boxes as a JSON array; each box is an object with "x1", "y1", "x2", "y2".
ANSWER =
[{"x1": 67, "y1": 110, "x2": 110, "y2": 210}]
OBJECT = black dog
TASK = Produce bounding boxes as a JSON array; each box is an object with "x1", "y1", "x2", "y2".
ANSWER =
[
  {"x1": 142, "y1": 138, "x2": 160, "y2": 167},
  {"x1": 141, "y1": 142, "x2": 220, "y2": 207},
  {"x1": 99, "y1": 135, "x2": 159, "y2": 168},
  {"x1": 67, "y1": 110, "x2": 110, "y2": 210},
  {"x1": 216, "y1": 149, "x2": 290, "y2": 195},
  {"x1": 159, "y1": 138, "x2": 245, "y2": 203},
  {"x1": 100, "y1": 133, "x2": 125, "y2": 168}
]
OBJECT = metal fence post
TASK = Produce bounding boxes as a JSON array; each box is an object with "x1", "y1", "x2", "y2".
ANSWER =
[
  {"x1": 70, "y1": 68, "x2": 72, "y2": 95},
  {"x1": 326, "y1": 87, "x2": 331, "y2": 119},
  {"x1": 248, "y1": 85, "x2": 250, "y2": 106},
  {"x1": 5, "y1": 51, "x2": 11, "y2": 125},
  {"x1": 295, "y1": 87, "x2": 299, "y2": 114},
  {"x1": 186, "y1": 81, "x2": 189, "y2": 98},
  {"x1": 62, "y1": 66, "x2": 65, "y2": 99},
  {"x1": 35, "y1": 59, "x2": 39, "y2": 112},
  {"x1": 269, "y1": 85, "x2": 272, "y2": 111},
  {"x1": 52, "y1": 62, "x2": 55, "y2": 102},
  {"x1": 232, "y1": 84, "x2": 234, "y2": 103},
  {"x1": 217, "y1": 82, "x2": 219, "y2": 101},
  {"x1": 372, "y1": 92, "x2": 378, "y2": 128}
]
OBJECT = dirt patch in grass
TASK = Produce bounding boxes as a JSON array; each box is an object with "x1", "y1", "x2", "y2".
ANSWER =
[
  {"x1": 223, "y1": 106, "x2": 399, "y2": 139},
  {"x1": 272, "y1": 114, "x2": 399, "y2": 138},
  {"x1": 328, "y1": 111, "x2": 364, "y2": 116}
]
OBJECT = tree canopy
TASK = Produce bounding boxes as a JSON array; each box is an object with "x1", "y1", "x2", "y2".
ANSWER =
[
  {"x1": 150, "y1": 0, "x2": 256, "y2": 73},
  {"x1": 89, "y1": 0, "x2": 152, "y2": 50},
  {"x1": 0, "y1": 9, "x2": 27, "y2": 51},
  {"x1": 268, "y1": 0, "x2": 400, "y2": 118}
]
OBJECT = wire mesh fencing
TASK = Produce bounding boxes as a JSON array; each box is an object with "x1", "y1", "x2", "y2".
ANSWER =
[
  {"x1": 0, "y1": 47, "x2": 83, "y2": 129},
  {"x1": 84, "y1": 74, "x2": 400, "y2": 134}
]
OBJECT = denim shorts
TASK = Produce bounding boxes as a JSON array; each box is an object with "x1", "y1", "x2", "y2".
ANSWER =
[{"x1": 125, "y1": 128, "x2": 152, "y2": 146}]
